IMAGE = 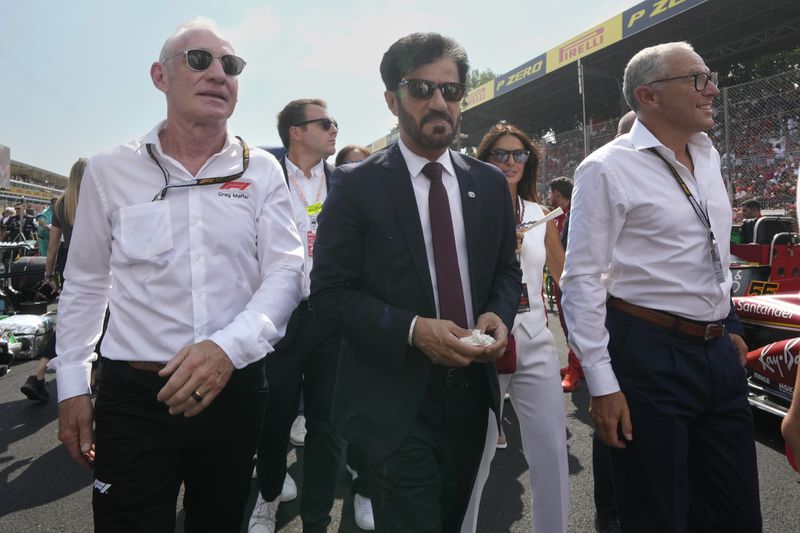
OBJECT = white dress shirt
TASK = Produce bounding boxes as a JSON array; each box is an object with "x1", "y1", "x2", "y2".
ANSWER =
[
  {"x1": 398, "y1": 139, "x2": 475, "y2": 328},
  {"x1": 561, "y1": 119, "x2": 734, "y2": 396},
  {"x1": 52, "y1": 122, "x2": 304, "y2": 401},
  {"x1": 285, "y1": 157, "x2": 327, "y2": 299}
]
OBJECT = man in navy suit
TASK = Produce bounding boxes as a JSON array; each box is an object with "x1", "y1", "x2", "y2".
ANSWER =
[
  {"x1": 250, "y1": 99, "x2": 343, "y2": 533},
  {"x1": 310, "y1": 33, "x2": 521, "y2": 533}
]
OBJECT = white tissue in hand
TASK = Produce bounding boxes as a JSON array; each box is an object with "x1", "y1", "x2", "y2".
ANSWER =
[{"x1": 459, "y1": 330, "x2": 495, "y2": 346}]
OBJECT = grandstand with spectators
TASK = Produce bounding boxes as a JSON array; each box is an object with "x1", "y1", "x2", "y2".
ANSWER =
[
  {"x1": 368, "y1": 0, "x2": 800, "y2": 217},
  {"x1": 5, "y1": 160, "x2": 66, "y2": 207}
]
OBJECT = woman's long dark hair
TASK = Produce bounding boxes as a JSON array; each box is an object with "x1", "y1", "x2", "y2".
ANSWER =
[{"x1": 475, "y1": 121, "x2": 544, "y2": 203}]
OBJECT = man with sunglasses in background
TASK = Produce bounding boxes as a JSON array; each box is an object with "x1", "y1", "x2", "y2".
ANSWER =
[
  {"x1": 561, "y1": 42, "x2": 761, "y2": 532},
  {"x1": 51, "y1": 17, "x2": 304, "y2": 532},
  {"x1": 310, "y1": 32, "x2": 520, "y2": 532},
  {"x1": 248, "y1": 99, "x2": 344, "y2": 533}
]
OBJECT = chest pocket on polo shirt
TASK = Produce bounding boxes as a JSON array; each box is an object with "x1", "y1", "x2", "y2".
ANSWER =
[{"x1": 118, "y1": 201, "x2": 174, "y2": 260}]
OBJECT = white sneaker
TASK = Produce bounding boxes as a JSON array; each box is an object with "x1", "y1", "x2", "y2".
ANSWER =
[
  {"x1": 353, "y1": 493, "x2": 375, "y2": 531},
  {"x1": 496, "y1": 428, "x2": 508, "y2": 449},
  {"x1": 280, "y1": 472, "x2": 297, "y2": 502},
  {"x1": 290, "y1": 415, "x2": 307, "y2": 446},
  {"x1": 248, "y1": 493, "x2": 279, "y2": 533}
]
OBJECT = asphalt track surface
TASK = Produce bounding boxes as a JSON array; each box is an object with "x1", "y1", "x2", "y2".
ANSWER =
[{"x1": 2, "y1": 314, "x2": 800, "y2": 532}]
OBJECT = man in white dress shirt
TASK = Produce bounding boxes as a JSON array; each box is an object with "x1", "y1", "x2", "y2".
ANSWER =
[
  {"x1": 249, "y1": 99, "x2": 345, "y2": 533},
  {"x1": 561, "y1": 42, "x2": 761, "y2": 532},
  {"x1": 51, "y1": 17, "x2": 304, "y2": 532}
]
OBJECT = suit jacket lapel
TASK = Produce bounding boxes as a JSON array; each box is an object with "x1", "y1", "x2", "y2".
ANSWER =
[
  {"x1": 451, "y1": 152, "x2": 482, "y2": 317},
  {"x1": 324, "y1": 162, "x2": 333, "y2": 192},
  {"x1": 380, "y1": 144, "x2": 436, "y2": 313}
]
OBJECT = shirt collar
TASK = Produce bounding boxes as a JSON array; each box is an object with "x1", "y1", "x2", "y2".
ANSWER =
[
  {"x1": 398, "y1": 138, "x2": 456, "y2": 180},
  {"x1": 628, "y1": 118, "x2": 713, "y2": 159},
  {"x1": 285, "y1": 156, "x2": 325, "y2": 179},
  {"x1": 137, "y1": 120, "x2": 237, "y2": 159}
]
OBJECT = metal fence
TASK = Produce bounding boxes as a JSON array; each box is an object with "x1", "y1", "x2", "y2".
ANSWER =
[{"x1": 539, "y1": 70, "x2": 800, "y2": 222}]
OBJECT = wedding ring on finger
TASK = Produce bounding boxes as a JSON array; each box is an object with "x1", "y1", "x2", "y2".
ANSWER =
[{"x1": 191, "y1": 389, "x2": 204, "y2": 403}]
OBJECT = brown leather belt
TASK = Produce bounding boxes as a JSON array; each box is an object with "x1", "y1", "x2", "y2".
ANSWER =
[
  {"x1": 608, "y1": 297, "x2": 726, "y2": 341},
  {"x1": 127, "y1": 361, "x2": 167, "y2": 373}
]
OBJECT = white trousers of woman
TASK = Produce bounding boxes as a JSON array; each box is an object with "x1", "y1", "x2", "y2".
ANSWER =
[{"x1": 461, "y1": 323, "x2": 569, "y2": 533}]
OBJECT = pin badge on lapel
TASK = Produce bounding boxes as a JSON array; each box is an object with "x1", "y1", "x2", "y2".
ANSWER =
[{"x1": 467, "y1": 191, "x2": 476, "y2": 198}]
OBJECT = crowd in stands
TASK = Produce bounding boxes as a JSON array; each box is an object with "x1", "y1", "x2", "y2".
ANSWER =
[
  {"x1": 537, "y1": 71, "x2": 800, "y2": 224},
  {"x1": 8, "y1": 172, "x2": 66, "y2": 189}
]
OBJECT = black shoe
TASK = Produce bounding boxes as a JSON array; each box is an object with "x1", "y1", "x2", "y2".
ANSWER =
[
  {"x1": 595, "y1": 513, "x2": 622, "y2": 533},
  {"x1": 20, "y1": 375, "x2": 50, "y2": 403}
]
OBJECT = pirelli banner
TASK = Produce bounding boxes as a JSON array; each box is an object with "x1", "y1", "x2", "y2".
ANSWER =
[
  {"x1": 462, "y1": 79, "x2": 495, "y2": 112},
  {"x1": 546, "y1": 17, "x2": 622, "y2": 74},
  {"x1": 460, "y1": 0, "x2": 708, "y2": 102},
  {"x1": 372, "y1": 0, "x2": 709, "y2": 146}
]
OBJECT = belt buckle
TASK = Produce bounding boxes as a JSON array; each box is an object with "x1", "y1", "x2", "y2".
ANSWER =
[{"x1": 704, "y1": 324, "x2": 725, "y2": 341}]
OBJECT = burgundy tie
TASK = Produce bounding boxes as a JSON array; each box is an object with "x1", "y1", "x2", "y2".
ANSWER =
[{"x1": 422, "y1": 162, "x2": 468, "y2": 328}]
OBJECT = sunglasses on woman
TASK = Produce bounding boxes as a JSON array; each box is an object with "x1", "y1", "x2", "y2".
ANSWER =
[
  {"x1": 168, "y1": 49, "x2": 247, "y2": 77},
  {"x1": 397, "y1": 79, "x2": 466, "y2": 102},
  {"x1": 489, "y1": 149, "x2": 530, "y2": 164}
]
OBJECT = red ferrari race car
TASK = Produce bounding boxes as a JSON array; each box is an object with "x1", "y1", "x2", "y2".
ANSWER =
[{"x1": 730, "y1": 215, "x2": 799, "y2": 417}]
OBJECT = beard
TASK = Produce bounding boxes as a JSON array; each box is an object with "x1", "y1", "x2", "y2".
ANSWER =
[{"x1": 397, "y1": 102, "x2": 461, "y2": 150}]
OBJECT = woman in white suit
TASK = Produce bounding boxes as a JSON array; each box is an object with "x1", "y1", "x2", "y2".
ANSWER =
[{"x1": 462, "y1": 121, "x2": 569, "y2": 533}]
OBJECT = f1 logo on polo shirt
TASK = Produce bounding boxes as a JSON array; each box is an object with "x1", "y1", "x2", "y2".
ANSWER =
[{"x1": 220, "y1": 181, "x2": 251, "y2": 191}]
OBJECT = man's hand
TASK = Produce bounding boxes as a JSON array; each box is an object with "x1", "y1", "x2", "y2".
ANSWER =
[
  {"x1": 729, "y1": 332, "x2": 748, "y2": 367},
  {"x1": 589, "y1": 391, "x2": 633, "y2": 449},
  {"x1": 47, "y1": 279, "x2": 59, "y2": 295},
  {"x1": 58, "y1": 395, "x2": 95, "y2": 469},
  {"x1": 412, "y1": 317, "x2": 485, "y2": 367},
  {"x1": 473, "y1": 312, "x2": 509, "y2": 363},
  {"x1": 782, "y1": 407, "x2": 800, "y2": 469},
  {"x1": 157, "y1": 340, "x2": 234, "y2": 417}
]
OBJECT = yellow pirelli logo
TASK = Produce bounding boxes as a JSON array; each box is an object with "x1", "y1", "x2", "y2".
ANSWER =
[{"x1": 546, "y1": 16, "x2": 622, "y2": 73}]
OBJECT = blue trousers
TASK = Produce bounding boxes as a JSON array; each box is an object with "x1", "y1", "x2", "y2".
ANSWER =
[{"x1": 605, "y1": 306, "x2": 762, "y2": 533}]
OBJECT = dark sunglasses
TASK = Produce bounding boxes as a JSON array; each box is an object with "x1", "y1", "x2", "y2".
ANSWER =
[
  {"x1": 489, "y1": 149, "x2": 530, "y2": 164},
  {"x1": 397, "y1": 79, "x2": 466, "y2": 102},
  {"x1": 293, "y1": 117, "x2": 338, "y2": 131},
  {"x1": 169, "y1": 49, "x2": 247, "y2": 77}
]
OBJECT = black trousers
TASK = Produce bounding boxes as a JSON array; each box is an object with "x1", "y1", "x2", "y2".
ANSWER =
[
  {"x1": 347, "y1": 443, "x2": 372, "y2": 496},
  {"x1": 367, "y1": 364, "x2": 490, "y2": 533},
  {"x1": 606, "y1": 306, "x2": 762, "y2": 533},
  {"x1": 92, "y1": 357, "x2": 267, "y2": 533},
  {"x1": 592, "y1": 433, "x2": 617, "y2": 517},
  {"x1": 255, "y1": 303, "x2": 343, "y2": 532}
]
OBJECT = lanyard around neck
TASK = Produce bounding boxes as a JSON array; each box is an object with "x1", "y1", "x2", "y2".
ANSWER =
[
  {"x1": 287, "y1": 166, "x2": 326, "y2": 209},
  {"x1": 647, "y1": 147, "x2": 712, "y2": 235},
  {"x1": 146, "y1": 136, "x2": 250, "y2": 201}
]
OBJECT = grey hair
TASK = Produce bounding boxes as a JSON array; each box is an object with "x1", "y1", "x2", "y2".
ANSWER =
[
  {"x1": 158, "y1": 17, "x2": 226, "y2": 63},
  {"x1": 622, "y1": 41, "x2": 695, "y2": 111}
]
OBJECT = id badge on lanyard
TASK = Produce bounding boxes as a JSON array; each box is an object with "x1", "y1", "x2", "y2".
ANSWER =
[
  {"x1": 709, "y1": 234, "x2": 726, "y2": 284},
  {"x1": 517, "y1": 282, "x2": 531, "y2": 313}
]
